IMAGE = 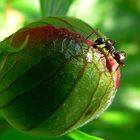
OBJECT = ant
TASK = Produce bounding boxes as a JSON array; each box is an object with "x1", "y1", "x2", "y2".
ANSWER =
[{"x1": 91, "y1": 37, "x2": 126, "y2": 71}]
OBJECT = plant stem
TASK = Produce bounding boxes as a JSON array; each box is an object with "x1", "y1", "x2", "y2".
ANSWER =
[
  {"x1": 67, "y1": 130, "x2": 104, "y2": 140},
  {"x1": 39, "y1": 0, "x2": 48, "y2": 17}
]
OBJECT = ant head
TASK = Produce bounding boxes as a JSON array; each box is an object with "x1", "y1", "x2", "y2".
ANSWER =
[
  {"x1": 95, "y1": 37, "x2": 105, "y2": 45},
  {"x1": 115, "y1": 51, "x2": 126, "y2": 65}
]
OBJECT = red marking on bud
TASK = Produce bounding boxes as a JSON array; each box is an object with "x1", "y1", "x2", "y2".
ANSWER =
[
  {"x1": 11, "y1": 26, "x2": 93, "y2": 48},
  {"x1": 108, "y1": 57, "x2": 120, "y2": 89},
  {"x1": 116, "y1": 68, "x2": 120, "y2": 89}
]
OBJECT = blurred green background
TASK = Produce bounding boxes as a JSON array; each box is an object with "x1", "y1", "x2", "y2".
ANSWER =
[{"x1": 0, "y1": 0, "x2": 140, "y2": 140}]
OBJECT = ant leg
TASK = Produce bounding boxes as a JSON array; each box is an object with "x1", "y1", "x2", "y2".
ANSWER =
[
  {"x1": 86, "y1": 28, "x2": 101, "y2": 39},
  {"x1": 99, "y1": 46, "x2": 110, "y2": 57},
  {"x1": 106, "y1": 50, "x2": 110, "y2": 56},
  {"x1": 116, "y1": 64, "x2": 120, "y2": 71},
  {"x1": 112, "y1": 64, "x2": 120, "y2": 75},
  {"x1": 100, "y1": 46, "x2": 106, "y2": 52},
  {"x1": 86, "y1": 32, "x2": 96, "y2": 39}
]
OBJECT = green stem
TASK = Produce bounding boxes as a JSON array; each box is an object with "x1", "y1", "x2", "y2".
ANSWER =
[
  {"x1": 39, "y1": 0, "x2": 48, "y2": 17},
  {"x1": 67, "y1": 130, "x2": 104, "y2": 140}
]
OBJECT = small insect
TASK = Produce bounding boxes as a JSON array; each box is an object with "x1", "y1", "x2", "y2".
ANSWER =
[{"x1": 91, "y1": 37, "x2": 126, "y2": 71}]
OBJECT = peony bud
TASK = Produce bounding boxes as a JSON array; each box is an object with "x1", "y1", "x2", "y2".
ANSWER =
[{"x1": 0, "y1": 17, "x2": 120, "y2": 136}]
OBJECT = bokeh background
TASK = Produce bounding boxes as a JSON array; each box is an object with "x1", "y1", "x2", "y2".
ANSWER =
[{"x1": 0, "y1": 0, "x2": 140, "y2": 140}]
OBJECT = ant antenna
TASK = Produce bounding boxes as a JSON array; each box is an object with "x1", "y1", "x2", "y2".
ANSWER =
[{"x1": 86, "y1": 28, "x2": 101, "y2": 39}]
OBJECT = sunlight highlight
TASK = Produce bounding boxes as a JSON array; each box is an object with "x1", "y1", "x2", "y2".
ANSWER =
[
  {"x1": 122, "y1": 88, "x2": 140, "y2": 111},
  {"x1": 0, "y1": 5, "x2": 24, "y2": 41},
  {"x1": 100, "y1": 111, "x2": 132, "y2": 126},
  {"x1": 68, "y1": 0, "x2": 98, "y2": 25}
]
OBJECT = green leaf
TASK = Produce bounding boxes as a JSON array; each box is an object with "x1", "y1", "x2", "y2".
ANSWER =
[
  {"x1": 39, "y1": 0, "x2": 74, "y2": 17},
  {"x1": 68, "y1": 130, "x2": 104, "y2": 140}
]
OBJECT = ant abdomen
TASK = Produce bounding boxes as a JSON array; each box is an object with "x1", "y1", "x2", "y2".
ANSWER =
[{"x1": 114, "y1": 51, "x2": 126, "y2": 66}]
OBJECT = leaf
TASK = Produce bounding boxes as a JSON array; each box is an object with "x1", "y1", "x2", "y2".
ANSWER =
[
  {"x1": 39, "y1": 0, "x2": 74, "y2": 17},
  {"x1": 68, "y1": 130, "x2": 104, "y2": 140}
]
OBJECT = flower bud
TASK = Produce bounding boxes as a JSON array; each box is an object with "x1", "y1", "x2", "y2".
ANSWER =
[{"x1": 0, "y1": 17, "x2": 120, "y2": 136}]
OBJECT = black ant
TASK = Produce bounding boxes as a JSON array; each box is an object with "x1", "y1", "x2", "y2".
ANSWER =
[{"x1": 92, "y1": 37, "x2": 126, "y2": 71}]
